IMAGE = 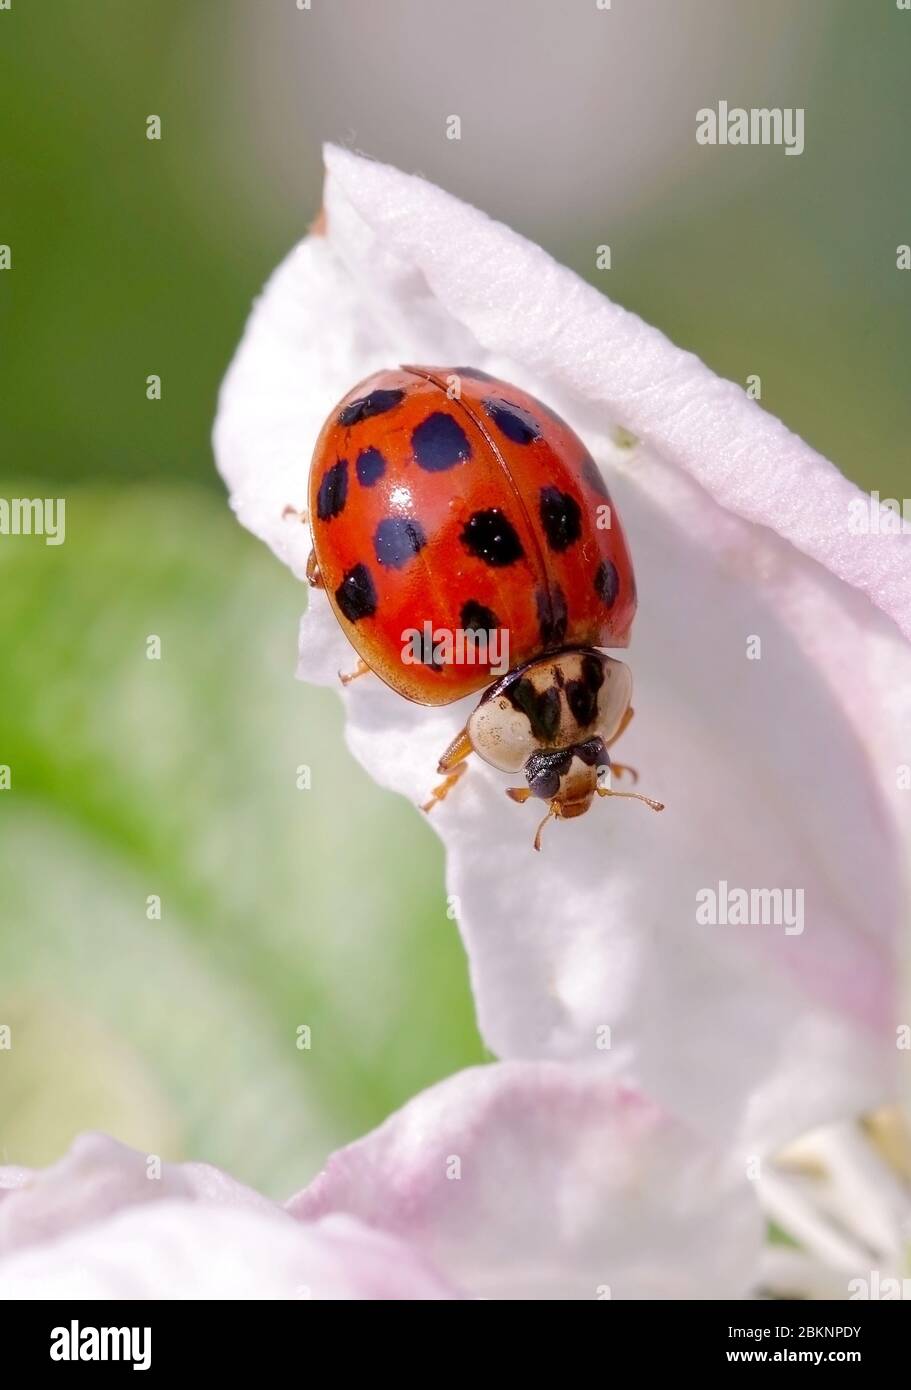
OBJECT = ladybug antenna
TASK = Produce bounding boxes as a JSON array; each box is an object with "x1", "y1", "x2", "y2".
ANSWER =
[
  {"x1": 597, "y1": 787, "x2": 665, "y2": 812},
  {"x1": 533, "y1": 803, "x2": 557, "y2": 852}
]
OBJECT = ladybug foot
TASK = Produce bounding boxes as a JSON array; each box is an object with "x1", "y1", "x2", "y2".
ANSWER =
[
  {"x1": 421, "y1": 759, "x2": 468, "y2": 814},
  {"x1": 306, "y1": 549, "x2": 324, "y2": 589},
  {"x1": 608, "y1": 762, "x2": 638, "y2": 785},
  {"x1": 338, "y1": 658, "x2": 372, "y2": 686},
  {"x1": 282, "y1": 504, "x2": 308, "y2": 523}
]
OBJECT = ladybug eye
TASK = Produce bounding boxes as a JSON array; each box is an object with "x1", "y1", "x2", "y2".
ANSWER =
[{"x1": 524, "y1": 750, "x2": 568, "y2": 801}]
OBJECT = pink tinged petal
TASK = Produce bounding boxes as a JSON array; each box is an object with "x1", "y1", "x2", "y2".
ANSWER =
[
  {"x1": 0, "y1": 1131, "x2": 275, "y2": 1257},
  {"x1": 0, "y1": 1203, "x2": 459, "y2": 1300},
  {"x1": 288, "y1": 1062, "x2": 764, "y2": 1301},
  {"x1": 214, "y1": 149, "x2": 911, "y2": 1153}
]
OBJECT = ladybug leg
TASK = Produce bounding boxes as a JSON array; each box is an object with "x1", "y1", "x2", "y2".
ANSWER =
[
  {"x1": 421, "y1": 761, "x2": 468, "y2": 813},
  {"x1": 421, "y1": 727, "x2": 472, "y2": 814},
  {"x1": 605, "y1": 706, "x2": 638, "y2": 783},
  {"x1": 606, "y1": 705, "x2": 634, "y2": 747},
  {"x1": 306, "y1": 549, "x2": 325, "y2": 589},
  {"x1": 282, "y1": 504, "x2": 308, "y2": 523},
  {"x1": 599, "y1": 710, "x2": 664, "y2": 810},
  {"x1": 338, "y1": 657, "x2": 372, "y2": 686}
]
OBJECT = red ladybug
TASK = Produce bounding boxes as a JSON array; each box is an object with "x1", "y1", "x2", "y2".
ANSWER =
[{"x1": 306, "y1": 366, "x2": 663, "y2": 848}]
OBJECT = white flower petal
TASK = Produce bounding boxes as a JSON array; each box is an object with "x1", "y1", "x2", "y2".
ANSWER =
[
  {"x1": 0, "y1": 1167, "x2": 28, "y2": 1198},
  {"x1": 0, "y1": 1131, "x2": 274, "y2": 1257},
  {"x1": 323, "y1": 148, "x2": 911, "y2": 632},
  {"x1": 0, "y1": 1201, "x2": 457, "y2": 1300},
  {"x1": 288, "y1": 1061, "x2": 763, "y2": 1300},
  {"x1": 0, "y1": 1132, "x2": 459, "y2": 1299},
  {"x1": 214, "y1": 149, "x2": 911, "y2": 1154}
]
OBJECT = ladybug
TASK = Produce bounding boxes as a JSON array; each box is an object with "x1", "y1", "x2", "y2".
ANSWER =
[{"x1": 305, "y1": 366, "x2": 663, "y2": 848}]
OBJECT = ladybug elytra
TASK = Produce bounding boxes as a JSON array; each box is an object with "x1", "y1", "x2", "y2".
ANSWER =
[{"x1": 305, "y1": 366, "x2": 663, "y2": 848}]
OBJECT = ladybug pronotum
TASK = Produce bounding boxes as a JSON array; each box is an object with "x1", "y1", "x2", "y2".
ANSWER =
[{"x1": 304, "y1": 365, "x2": 663, "y2": 849}]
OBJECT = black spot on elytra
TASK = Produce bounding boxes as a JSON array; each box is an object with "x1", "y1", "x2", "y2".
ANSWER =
[
  {"x1": 508, "y1": 678, "x2": 561, "y2": 744},
  {"x1": 483, "y1": 397, "x2": 541, "y2": 445},
  {"x1": 579, "y1": 451, "x2": 613, "y2": 501},
  {"x1": 412, "y1": 411, "x2": 472, "y2": 472},
  {"x1": 566, "y1": 654, "x2": 605, "y2": 728},
  {"x1": 373, "y1": 517, "x2": 427, "y2": 569},
  {"x1": 450, "y1": 366, "x2": 497, "y2": 383},
  {"x1": 335, "y1": 564, "x2": 377, "y2": 622},
  {"x1": 594, "y1": 558, "x2": 619, "y2": 608},
  {"x1": 338, "y1": 388, "x2": 405, "y2": 427},
  {"x1": 317, "y1": 459, "x2": 348, "y2": 521},
  {"x1": 536, "y1": 585, "x2": 568, "y2": 650},
  {"x1": 356, "y1": 447, "x2": 386, "y2": 487},
  {"x1": 460, "y1": 599, "x2": 500, "y2": 632},
  {"x1": 461, "y1": 508, "x2": 524, "y2": 567},
  {"x1": 539, "y1": 486, "x2": 582, "y2": 552}
]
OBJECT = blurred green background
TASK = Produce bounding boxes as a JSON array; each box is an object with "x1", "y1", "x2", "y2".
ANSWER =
[{"x1": 1, "y1": 0, "x2": 908, "y2": 1194}]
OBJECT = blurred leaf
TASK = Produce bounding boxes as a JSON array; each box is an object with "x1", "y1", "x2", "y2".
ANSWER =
[
  {"x1": 0, "y1": 486, "x2": 484, "y2": 1194},
  {"x1": 0, "y1": 990, "x2": 180, "y2": 1170}
]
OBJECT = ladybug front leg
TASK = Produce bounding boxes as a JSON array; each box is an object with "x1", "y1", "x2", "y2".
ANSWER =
[{"x1": 421, "y1": 727, "x2": 472, "y2": 814}]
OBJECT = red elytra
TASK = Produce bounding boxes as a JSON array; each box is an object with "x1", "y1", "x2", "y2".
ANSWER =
[
  {"x1": 307, "y1": 365, "x2": 636, "y2": 705},
  {"x1": 305, "y1": 365, "x2": 660, "y2": 847}
]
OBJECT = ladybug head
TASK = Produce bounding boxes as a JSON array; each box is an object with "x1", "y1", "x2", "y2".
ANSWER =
[
  {"x1": 520, "y1": 737, "x2": 606, "y2": 815},
  {"x1": 465, "y1": 649, "x2": 662, "y2": 849}
]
